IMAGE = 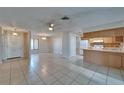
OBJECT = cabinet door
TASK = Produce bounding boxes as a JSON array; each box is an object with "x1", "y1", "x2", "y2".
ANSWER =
[
  {"x1": 122, "y1": 55, "x2": 124, "y2": 69},
  {"x1": 92, "y1": 52, "x2": 108, "y2": 66},
  {"x1": 83, "y1": 50, "x2": 91, "y2": 62},
  {"x1": 108, "y1": 54, "x2": 122, "y2": 68},
  {"x1": 103, "y1": 37, "x2": 113, "y2": 43},
  {"x1": 115, "y1": 36, "x2": 123, "y2": 43}
]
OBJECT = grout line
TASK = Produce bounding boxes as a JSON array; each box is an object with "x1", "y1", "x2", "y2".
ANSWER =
[
  {"x1": 50, "y1": 79, "x2": 64, "y2": 85},
  {"x1": 32, "y1": 69, "x2": 47, "y2": 85},
  {"x1": 106, "y1": 66, "x2": 110, "y2": 85},
  {"x1": 9, "y1": 62, "x2": 11, "y2": 85},
  {"x1": 18, "y1": 61, "x2": 29, "y2": 85},
  {"x1": 87, "y1": 72, "x2": 96, "y2": 85},
  {"x1": 120, "y1": 69, "x2": 124, "y2": 82}
]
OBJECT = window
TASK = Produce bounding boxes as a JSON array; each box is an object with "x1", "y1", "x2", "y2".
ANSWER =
[{"x1": 31, "y1": 39, "x2": 39, "y2": 50}]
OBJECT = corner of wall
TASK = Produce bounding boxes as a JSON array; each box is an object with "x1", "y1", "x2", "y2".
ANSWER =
[
  {"x1": 0, "y1": 27, "x2": 2, "y2": 63},
  {"x1": 0, "y1": 60, "x2": 2, "y2": 64}
]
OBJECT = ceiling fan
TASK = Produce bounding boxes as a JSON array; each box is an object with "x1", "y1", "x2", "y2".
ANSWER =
[{"x1": 32, "y1": 14, "x2": 71, "y2": 33}]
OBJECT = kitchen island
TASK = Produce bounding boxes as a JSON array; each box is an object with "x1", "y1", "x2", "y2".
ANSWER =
[{"x1": 83, "y1": 48, "x2": 124, "y2": 69}]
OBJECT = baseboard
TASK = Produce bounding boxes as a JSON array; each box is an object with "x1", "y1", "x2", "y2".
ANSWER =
[
  {"x1": 61, "y1": 55, "x2": 70, "y2": 59},
  {"x1": 7, "y1": 56, "x2": 21, "y2": 60}
]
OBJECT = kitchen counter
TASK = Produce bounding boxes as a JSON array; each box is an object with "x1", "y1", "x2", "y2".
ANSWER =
[
  {"x1": 83, "y1": 48, "x2": 124, "y2": 68},
  {"x1": 82, "y1": 48, "x2": 124, "y2": 54}
]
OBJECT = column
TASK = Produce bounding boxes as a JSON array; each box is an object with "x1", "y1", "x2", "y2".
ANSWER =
[
  {"x1": 62, "y1": 32, "x2": 76, "y2": 58},
  {"x1": 0, "y1": 27, "x2": 2, "y2": 63}
]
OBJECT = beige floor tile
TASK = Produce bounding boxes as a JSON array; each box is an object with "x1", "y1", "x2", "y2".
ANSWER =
[
  {"x1": 0, "y1": 53, "x2": 124, "y2": 85},
  {"x1": 75, "y1": 74, "x2": 90, "y2": 85},
  {"x1": 107, "y1": 76, "x2": 124, "y2": 85},
  {"x1": 58, "y1": 75, "x2": 74, "y2": 85}
]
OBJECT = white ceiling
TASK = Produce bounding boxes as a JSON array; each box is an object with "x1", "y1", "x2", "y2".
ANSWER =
[{"x1": 0, "y1": 7, "x2": 124, "y2": 35}]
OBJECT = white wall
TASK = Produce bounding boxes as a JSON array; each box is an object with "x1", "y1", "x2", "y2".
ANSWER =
[
  {"x1": 51, "y1": 32, "x2": 63, "y2": 55},
  {"x1": 62, "y1": 32, "x2": 70, "y2": 57},
  {"x1": 31, "y1": 35, "x2": 52, "y2": 54},
  {"x1": 69, "y1": 33, "x2": 76, "y2": 57},
  {"x1": 76, "y1": 36, "x2": 80, "y2": 55},
  {"x1": 1, "y1": 31, "x2": 24, "y2": 59},
  {"x1": 31, "y1": 32, "x2": 77, "y2": 58},
  {"x1": 62, "y1": 32, "x2": 77, "y2": 58},
  {"x1": 0, "y1": 27, "x2": 2, "y2": 63},
  {"x1": 39, "y1": 37, "x2": 51, "y2": 53}
]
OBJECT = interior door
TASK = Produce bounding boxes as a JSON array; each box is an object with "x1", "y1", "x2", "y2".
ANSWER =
[{"x1": 7, "y1": 32, "x2": 23, "y2": 59}]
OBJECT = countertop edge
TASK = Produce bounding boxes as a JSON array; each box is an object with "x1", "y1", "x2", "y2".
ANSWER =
[{"x1": 82, "y1": 48, "x2": 124, "y2": 54}]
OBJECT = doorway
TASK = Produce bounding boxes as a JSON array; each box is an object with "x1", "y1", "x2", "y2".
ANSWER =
[
  {"x1": 2, "y1": 30, "x2": 30, "y2": 61},
  {"x1": 80, "y1": 40, "x2": 89, "y2": 55},
  {"x1": 6, "y1": 31, "x2": 23, "y2": 59}
]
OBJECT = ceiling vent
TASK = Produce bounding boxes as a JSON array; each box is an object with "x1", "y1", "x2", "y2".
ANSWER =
[{"x1": 61, "y1": 16, "x2": 70, "y2": 20}]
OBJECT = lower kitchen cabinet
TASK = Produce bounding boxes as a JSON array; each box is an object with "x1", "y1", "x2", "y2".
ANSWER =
[
  {"x1": 108, "y1": 54, "x2": 122, "y2": 68},
  {"x1": 83, "y1": 49, "x2": 124, "y2": 69},
  {"x1": 122, "y1": 55, "x2": 124, "y2": 69}
]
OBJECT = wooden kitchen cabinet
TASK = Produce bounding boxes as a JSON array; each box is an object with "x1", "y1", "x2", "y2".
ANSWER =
[
  {"x1": 103, "y1": 37, "x2": 113, "y2": 43},
  {"x1": 83, "y1": 49, "x2": 124, "y2": 69},
  {"x1": 83, "y1": 50, "x2": 91, "y2": 62},
  {"x1": 115, "y1": 36, "x2": 123, "y2": 43},
  {"x1": 114, "y1": 28, "x2": 124, "y2": 36},
  {"x1": 122, "y1": 55, "x2": 124, "y2": 69},
  {"x1": 93, "y1": 51, "x2": 108, "y2": 66},
  {"x1": 108, "y1": 54, "x2": 122, "y2": 68},
  {"x1": 83, "y1": 27, "x2": 124, "y2": 38}
]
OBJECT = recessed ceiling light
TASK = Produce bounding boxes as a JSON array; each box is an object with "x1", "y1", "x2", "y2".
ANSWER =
[{"x1": 49, "y1": 27, "x2": 53, "y2": 31}]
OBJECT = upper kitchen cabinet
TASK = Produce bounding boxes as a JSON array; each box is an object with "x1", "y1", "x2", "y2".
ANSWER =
[
  {"x1": 114, "y1": 28, "x2": 124, "y2": 36},
  {"x1": 115, "y1": 36, "x2": 123, "y2": 43},
  {"x1": 83, "y1": 27, "x2": 124, "y2": 38},
  {"x1": 103, "y1": 37, "x2": 113, "y2": 43}
]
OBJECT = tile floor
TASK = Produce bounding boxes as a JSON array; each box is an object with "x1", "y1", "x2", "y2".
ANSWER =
[{"x1": 0, "y1": 53, "x2": 124, "y2": 85}]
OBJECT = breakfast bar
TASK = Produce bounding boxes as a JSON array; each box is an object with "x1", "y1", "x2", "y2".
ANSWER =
[{"x1": 83, "y1": 48, "x2": 124, "y2": 69}]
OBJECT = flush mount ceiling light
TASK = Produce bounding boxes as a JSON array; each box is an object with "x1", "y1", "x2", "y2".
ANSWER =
[
  {"x1": 12, "y1": 28, "x2": 18, "y2": 36},
  {"x1": 12, "y1": 32, "x2": 18, "y2": 36},
  {"x1": 41, "y1": 36, "x2": 47, "y2": 40},
  {"x1": 40, "y1": 33, "x2": 47, "y2": 40}
]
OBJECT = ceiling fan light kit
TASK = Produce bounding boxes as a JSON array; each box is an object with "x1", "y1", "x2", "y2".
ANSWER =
[
  {"x1": 49, "y1": 27, "x2": 53, "y2": 31},
  {"x1": 48, "y1": 23, "x2": 54, "y2": 31},
  {"x1": 49, "y1": 23, "x2": 54, "y2": 27}
]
